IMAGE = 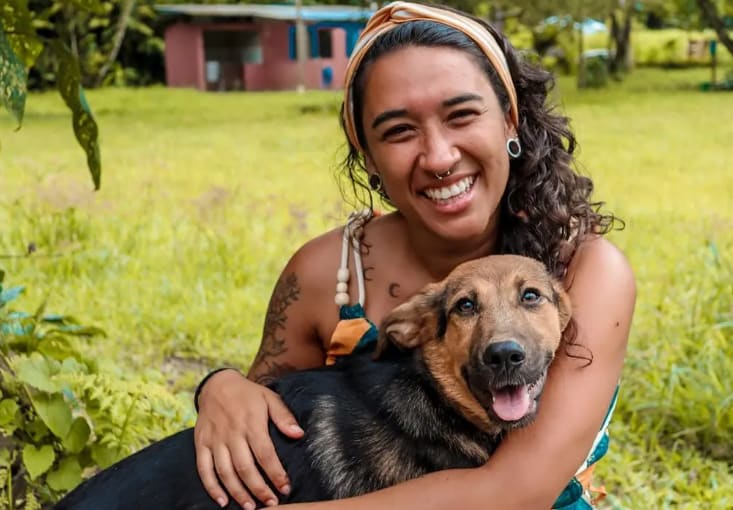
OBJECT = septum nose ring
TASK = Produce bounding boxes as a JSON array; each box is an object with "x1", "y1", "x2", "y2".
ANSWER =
[{"x1": 434, "y1": 169, "x2": 452, "y2": 180}]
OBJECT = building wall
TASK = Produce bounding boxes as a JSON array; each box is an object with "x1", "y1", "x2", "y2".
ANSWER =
[
  {"x1": 246, "y1": 21, "x2": 349, "y2": 90},
  {"x1": 164, "y1": 19, "x2": 353, "y2": 91},
  {"x1": 164, "y1": 24, "x2": 204, "y2": 89}
]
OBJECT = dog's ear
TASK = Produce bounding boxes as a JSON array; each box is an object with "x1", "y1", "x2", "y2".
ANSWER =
[
  {"x1": 552, "y1": 280, "x2": 573, "y2": 332},
  {"x1": 374, "y1": 283, "x2": 443, "y2": 359}
]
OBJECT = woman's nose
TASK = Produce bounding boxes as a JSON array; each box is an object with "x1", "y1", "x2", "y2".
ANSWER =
[{"x1": 417, "y1": 127, "x2": 460, "y2": 174}]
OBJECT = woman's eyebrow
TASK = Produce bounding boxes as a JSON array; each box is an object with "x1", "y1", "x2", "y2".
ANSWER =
[
  {"x1": 371, "y1": 93, "x2": 483, "y2": 129},
  {"x1": 443, "y1": 93, "x2": 483, "y2": 107},
  {"x1": 372, "y1": 109, "x2": 408, "y2": 129}
]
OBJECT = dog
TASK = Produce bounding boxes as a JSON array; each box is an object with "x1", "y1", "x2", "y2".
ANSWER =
[{"x1": 55, "y1": 254, "x2": 571, "y2": 510}]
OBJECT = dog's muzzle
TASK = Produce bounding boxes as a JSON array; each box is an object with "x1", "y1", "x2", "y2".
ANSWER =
[{"x1": 466, "y1": 340, "x2": 551, "y2": 425}]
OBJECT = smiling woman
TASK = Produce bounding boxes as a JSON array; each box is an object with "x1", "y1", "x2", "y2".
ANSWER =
[
  {"x1": 43, "y1": 2, "x2": 632, "y2": 510},
  {"x1": 186, "y1": 4, "x2": 635, "y2": 510},
  {"x1": 189, "y1": 3, "x2": 635, "y2": 510}
]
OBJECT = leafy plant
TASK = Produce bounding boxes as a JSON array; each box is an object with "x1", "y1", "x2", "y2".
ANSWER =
[
  {"x1": 0, "y1": 271, "x2": 192, "y2": 508},
  {"x1": 1, "y1": 0, "x2": 102, "y2": 189},
  {"x1": 579, "y1": 52, "x2": 610, "y2": 88}
]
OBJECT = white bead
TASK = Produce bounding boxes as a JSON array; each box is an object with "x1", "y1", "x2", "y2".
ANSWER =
[
  {"x1": 334, "y1": 293, "x2": 350, "y2": 306},
  {"x1": 337, "y1": 268, "x2": 350, "y2": 282},
  {"x1": 336, "y1": 282, "x2": 348, "y2": 293}
]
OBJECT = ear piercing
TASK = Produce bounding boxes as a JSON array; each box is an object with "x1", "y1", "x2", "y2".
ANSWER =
[
  {"x1": 506, "y1": 137, "x2": 522, "y2": 159},
  {"x1": 368, "y1": 173, "x2": 383, "y2": 191}
]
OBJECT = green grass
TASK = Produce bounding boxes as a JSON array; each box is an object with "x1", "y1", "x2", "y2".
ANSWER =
[{"x1": 1, "y1": 67, "x2": 732, "y2": 507}]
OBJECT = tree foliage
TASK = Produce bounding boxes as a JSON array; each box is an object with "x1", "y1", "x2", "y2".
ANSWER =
[
  {"x1": 0, "y1": 0, "x2": 122, "y2": 191},
  {"x1": 696, "y1": 0, "x2": 733, "y2": 56},
  {"x1": 25, "y1": 0, "x2": 163, "y2": 90}
]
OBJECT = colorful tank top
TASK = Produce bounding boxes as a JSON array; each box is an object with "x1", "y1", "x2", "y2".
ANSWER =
[{"x1": 326, "y1": 210, "x2": 618, "y2": 509}]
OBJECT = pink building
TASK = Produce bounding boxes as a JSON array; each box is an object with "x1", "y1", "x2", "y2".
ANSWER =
[{"x1": 155, "y1": 4, "x2": 373, "y2": 91}]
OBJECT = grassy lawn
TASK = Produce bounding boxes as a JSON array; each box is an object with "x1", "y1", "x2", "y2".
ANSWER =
[{"x1": 1, "y1": 67, "x2": 732, "y2": 507}]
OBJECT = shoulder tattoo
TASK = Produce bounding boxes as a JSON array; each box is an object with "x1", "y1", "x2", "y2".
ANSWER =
[{"x1": 251, "y1": 272, "x2": 300, "y2": 384}]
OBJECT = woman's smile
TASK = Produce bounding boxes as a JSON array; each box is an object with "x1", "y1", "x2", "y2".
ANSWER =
[{"x1": 421, "y1": 174, "x2": 477, "y2": 213}]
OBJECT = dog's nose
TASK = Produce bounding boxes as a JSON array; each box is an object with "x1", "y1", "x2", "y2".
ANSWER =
[{"x1": 484, "y1": 341, "x2": 526, "y2": 370}]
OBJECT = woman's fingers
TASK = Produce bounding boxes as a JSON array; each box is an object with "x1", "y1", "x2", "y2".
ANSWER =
[
  {"x1": 248, "y1": 427, "x2": 291, "y2": 497},
  {"x1": 227, "y1": 437, "x2": 279, "y2": 507},
  {"x1": 194, "y1": 377, "x2": 298, "y2": 507},
  {"x1": 194, "y1": 444, "x2": 229, "y2": 508},
  {"x1": 266, "y1": 391, "x2": 304, "y2": 440},
  {"x1": 213, "y1": 443, "x2": 259, "y2": 510}
]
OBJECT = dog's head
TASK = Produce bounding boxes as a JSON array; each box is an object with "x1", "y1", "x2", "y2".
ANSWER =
[{"x1": 375, "y1": 255, "x2": 571, "y2": 434}]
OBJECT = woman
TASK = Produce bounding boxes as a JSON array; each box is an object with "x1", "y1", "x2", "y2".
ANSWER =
[{"x1": 194, "y1": 3, "x2": 635, "y2": 509}]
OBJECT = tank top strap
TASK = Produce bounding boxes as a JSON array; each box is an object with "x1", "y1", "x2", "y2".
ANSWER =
[
  {"x1": 333, "y1": 209, "x2": 373, "y2": 308},
  {"x1": 327, "y1": 209, "x2": 376, "y2": 365}
]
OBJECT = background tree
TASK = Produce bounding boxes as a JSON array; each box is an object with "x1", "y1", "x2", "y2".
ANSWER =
[
  {"x1": 1, "y1": 0, "x2": 103, "y2": 189},
  {"x1": 25, "y1": 0, "x2": 162, "y2": 90},
  {"x1": 608, "y1": 0, "x2": 634, "y2": 73},
  {"x1": 696, "y1": 0, "x2": 733, "y2": 55}
]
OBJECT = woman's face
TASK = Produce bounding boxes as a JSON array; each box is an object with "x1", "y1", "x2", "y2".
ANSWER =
[{"x1": 360, "y1": 45, "x2": 514, "y2": 243}]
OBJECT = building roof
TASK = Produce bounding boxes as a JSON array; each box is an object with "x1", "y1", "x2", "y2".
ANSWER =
[{"x1": 155, "y1": 3, "x2": 375, "y2": 23}]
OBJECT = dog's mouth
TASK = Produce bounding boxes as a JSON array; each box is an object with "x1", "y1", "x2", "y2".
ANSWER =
[{"x1": 488, "y1": 370, "x2": 547, "y2": 423}]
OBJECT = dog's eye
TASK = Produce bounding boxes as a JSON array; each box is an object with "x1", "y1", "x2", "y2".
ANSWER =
[
  {"x1": 521, "y1": 288, "x2": 543, "y2": 304},
  {"x1": 454, "y1": 297, "x2": 477, "y2": 315}
]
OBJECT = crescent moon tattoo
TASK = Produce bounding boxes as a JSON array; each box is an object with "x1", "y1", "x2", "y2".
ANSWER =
[
  {"x1": 363, "y1": 266, "x2": 374, "y2": 281},
  {"x1": 388, "y1": 283, "x2": 401, "y2": 298}
]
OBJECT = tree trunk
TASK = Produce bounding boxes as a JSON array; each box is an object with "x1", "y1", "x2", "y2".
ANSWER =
[
  {"x1": 609, "y1": 5, "x2": 633, "y2": 74},
  {"x1": 696, "y1": 0, "x2": 733, "y2": 57},
  {"x1": 577, "y1": 22, "x2": 585, "y2": 88},
  {"x1": 576, "y1": 0, "x2": 585, "y2": 88},
  {"x1": 95, "y1": 0, "x2": 137, "y2": 88}
]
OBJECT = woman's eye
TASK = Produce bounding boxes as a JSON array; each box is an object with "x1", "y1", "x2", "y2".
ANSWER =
[
  {"x1": 455, "y1": 297, "x2": 477, "y2": 315},
  {"x1": 448, "y1": 109, "x2": 478, "y2": 123},
  {"x1": 382, "y1": 125, "x2": 413, "y2": 140},
  {"x1": 521, "y1": 289, "x2": 543, "y2": 304}
]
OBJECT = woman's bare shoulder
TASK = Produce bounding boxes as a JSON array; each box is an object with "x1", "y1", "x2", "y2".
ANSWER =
[
  {"x1": 287, "y1": 212, "x2": 399, "y2": 282},
  {"x1": 286, "y1": 225, "x2": 345, "y2": 285},
  {"x1": 564, "y1": 236, "x2": 636, "y2": 351},
  {"x1": 567, "y1": 236, "x2": 635, "y2": 290}
]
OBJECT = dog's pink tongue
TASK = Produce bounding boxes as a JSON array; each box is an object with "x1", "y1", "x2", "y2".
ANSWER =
[{"x1": 492, "y1": 385, "x2": 530, "y2": 422}]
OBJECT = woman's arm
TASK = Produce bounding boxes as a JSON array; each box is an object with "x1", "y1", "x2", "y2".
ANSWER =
[
  {"x1": 196, "y1": 231, "x2": 343, "y2": 508},
  {"x1": 246, "y1": 254, "x2": 331, "y2": 384},
  {"x1": 280, "y1": 237, "x2": 635, "y2": 509}
]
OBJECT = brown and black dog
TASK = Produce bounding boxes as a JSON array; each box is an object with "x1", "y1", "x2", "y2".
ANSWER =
[{"x1": 55, "y1": 255, "x2": 571, "y2": 510}]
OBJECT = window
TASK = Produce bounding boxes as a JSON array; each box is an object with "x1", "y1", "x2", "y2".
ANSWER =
[
  {"x1": 317, "y1": 29, "x2": 332, "y2": 59},
  {"x1": 204, "y1": 30, "x2": 262, "y2": 64}
]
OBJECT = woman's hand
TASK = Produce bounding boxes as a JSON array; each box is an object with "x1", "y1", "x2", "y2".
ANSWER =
[{"x1": 194, "y1": 369, "x2": 304, "y2": 509}]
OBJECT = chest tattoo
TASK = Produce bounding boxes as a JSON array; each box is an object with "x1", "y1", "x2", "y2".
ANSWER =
[{"x1": 388, "y1": 282, "x2": 401, "y2": 298}]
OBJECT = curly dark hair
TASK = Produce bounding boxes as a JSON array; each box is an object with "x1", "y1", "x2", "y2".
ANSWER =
[{"x1": 338, "y1": 5, "x2": 621, "y2": 281}]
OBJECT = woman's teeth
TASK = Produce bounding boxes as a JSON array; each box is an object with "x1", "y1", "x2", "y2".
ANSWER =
[{"x1": 424, "y1": 176, "x2": 475, "y2": 202}]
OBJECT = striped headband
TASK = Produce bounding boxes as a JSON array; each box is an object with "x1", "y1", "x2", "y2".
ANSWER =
[{"x1": 343, "y1": 1, "x2": 519, "y2": 154}]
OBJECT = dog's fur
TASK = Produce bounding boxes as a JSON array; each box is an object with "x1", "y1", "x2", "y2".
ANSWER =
[{"x1": 55, "y1": 255, "x2": 571, "y2": 510}]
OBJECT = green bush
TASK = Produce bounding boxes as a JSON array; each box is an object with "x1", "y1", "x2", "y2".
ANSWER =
[
  {"x1": 579, "y1": 52, "x2": 610, "y2": 88},
  {"x1": 0, "y1": 271, "x2": 193, "y2": 508},
  {"x1": 533, "y1": 21, "x2": 580, "y2": 76},
  {"x1": 632, "y1": 29, "x2": 733, "y2": 67}
]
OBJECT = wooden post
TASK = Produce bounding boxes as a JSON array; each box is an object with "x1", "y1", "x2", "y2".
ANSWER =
[
  {"x1": 710, "y1": 39, "x2": 717, "y2": 86},
  {"x1": 295, "y1": 0, "x2": 307, "y2": 93}
]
